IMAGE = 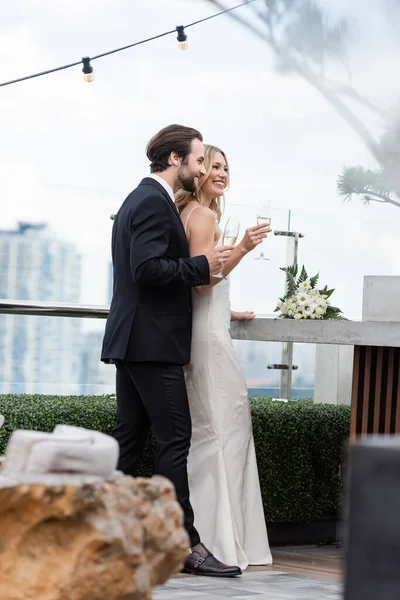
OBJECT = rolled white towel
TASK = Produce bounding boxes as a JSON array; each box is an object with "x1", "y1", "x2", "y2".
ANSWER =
[{"x1": 3, "y1": 426, "x2": 119, "y2": 477}]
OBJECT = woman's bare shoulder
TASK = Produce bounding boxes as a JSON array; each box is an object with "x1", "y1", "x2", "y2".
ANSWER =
[{"x1": 190, "y1": 205, "x2": 215, "y2": 224}]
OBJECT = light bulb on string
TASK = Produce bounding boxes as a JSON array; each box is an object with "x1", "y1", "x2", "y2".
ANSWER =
[
  {"x1": 176, "y1": 26, "x2": 188, "y2": 51},
  {"x1": 82, "y1": 57, "x2": 94, "y2": 82}
]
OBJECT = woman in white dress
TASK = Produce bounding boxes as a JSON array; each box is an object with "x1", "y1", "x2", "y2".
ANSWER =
[{"x1": 175, "y1": 145, "x2": 273, "y2": 571}]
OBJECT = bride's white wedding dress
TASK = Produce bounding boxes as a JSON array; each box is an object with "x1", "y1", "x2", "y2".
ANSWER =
[{"x1": 184, "y1": 210, "x2": 272, "y2": 570}]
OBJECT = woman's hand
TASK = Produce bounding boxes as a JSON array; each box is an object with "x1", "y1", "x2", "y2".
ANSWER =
[
  {"x1": 237, "y1": 223, "x2": 271, "y2": 253},
  {"x1": 231, "y1": 310, "x2": 255, "y2": 322}
]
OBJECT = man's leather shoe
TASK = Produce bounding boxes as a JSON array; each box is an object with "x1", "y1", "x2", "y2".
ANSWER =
[{"x1": 182, "y1": 543, "x2": 242, "y2": 577}]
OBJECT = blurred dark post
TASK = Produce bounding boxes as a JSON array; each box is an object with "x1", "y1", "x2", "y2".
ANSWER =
[{"x1": 345, "y1": 438, "x2": 400, "y2": 599}]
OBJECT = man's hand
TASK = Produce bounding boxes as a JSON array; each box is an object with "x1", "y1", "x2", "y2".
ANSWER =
[{"x1": 204, "y1": 245, "x2": 234, "y2": 276}]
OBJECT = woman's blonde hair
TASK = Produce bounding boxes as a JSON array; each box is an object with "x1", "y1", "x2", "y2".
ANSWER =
[{"x1": 175, "y1": 144, "x2": 229, "y2": 223}]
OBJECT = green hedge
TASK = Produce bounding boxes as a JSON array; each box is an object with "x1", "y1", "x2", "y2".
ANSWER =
[{"x1": 0, "y1": 394, "x2": 350, "y2": 523}]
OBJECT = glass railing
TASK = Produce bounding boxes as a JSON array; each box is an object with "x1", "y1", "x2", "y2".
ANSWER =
[
  {"x1": 2, "y1": 184, "x2": 400, "y2": 400},
  {"x1": 0, "y1": 309, "x2": 310, "y2": 398}
]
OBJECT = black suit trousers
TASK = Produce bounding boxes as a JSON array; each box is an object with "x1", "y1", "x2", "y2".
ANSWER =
[{"x1": 112, "y1": 360, "x2": 200, "y2": 548}]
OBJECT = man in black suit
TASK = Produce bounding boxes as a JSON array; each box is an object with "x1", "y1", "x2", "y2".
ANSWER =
[{"x1": 101, "y1": 124, "x2": 240, "y2": 577}]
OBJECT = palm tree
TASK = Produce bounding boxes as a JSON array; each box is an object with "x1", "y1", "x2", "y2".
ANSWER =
[
  {"x1": 337, "y1": 107, "x2": 400, "y2": 208},
  {"x1": 337, "y1": 166, "x2": 400, "y2": 208}
]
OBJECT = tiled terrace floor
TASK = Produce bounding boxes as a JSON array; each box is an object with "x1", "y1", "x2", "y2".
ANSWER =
[{"x1": 154, "y1": 545, "x2": 343, "y2": 600}]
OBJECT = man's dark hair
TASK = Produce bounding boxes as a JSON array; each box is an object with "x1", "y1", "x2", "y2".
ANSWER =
[{"x1": 146, "y1": 124, "x2": 203, "y2": 173}]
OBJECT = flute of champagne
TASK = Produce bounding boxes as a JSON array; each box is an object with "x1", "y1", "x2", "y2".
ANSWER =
[
  {"x1": 212, "y1": 217, "x2": 240, "y2": 279},
  {"x1": 254, "y1": 203, "x2": 271, "y2": 261}
]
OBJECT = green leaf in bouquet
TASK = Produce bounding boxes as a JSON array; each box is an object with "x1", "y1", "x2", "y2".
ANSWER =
[
  {"x1": 319, "y1": 285, "x2": 335, "y2": 299},
  {"x1": 280, "y1": 265, "x2": 298, "y2": 278},
  {"x1": 309, "y1": 273, "x2": 319, "y2": 288},
  {"x1": 298, "y1": 265, "x2": 308, "y2": 285},
  {"x1": 281, "y1": 265, "x2": 298, "y2": 297},
  {"x1": 325, "y1": 305, "x2": 346, "y2": 320}
]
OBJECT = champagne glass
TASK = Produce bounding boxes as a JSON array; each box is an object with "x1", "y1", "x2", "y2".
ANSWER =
[
  {"x1": 223, "y1": 217, "x2": 240, "y2": 246},
  {"x1": 212, "y1": 217, "x2": 240, "y2": 279},
  {"x1": 254, "y1": 202, "x2": 271, "y2": 261}
]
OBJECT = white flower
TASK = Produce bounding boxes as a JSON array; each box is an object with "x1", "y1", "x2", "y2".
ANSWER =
[
  {"x1": 299, "y1": 281, "x2": 311, "y2": 292},
  {"x1": 294, "y1": 313, "x2": 302, "y2": 319},
  {"x1": 296, "y1": 293, "x2": 309, "y2": 306}
]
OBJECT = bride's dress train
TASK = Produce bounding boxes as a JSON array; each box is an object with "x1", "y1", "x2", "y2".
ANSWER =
[{"x1": 185, "y1": 269, "x2": 272, "y2": 570}]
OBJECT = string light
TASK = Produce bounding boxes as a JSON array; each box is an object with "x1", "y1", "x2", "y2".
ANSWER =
[
  {"x1": 0, "y1": 0, "x2": 256, "y2": 88},
  {"x1": 82, "y1": 57, "x2": 94, "y2": 82},
  {"x1": 176, "y1": 26, "x2": 188, "y2": 51}
]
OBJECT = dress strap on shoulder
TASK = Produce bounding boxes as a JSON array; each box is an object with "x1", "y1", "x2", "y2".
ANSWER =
[{"x1": 184, "y1": 205, "x2": 201, "y2": 233}]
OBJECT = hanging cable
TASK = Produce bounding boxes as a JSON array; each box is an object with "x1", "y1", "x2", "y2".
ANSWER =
[{"x1": 0, "y1": 0, "x2": 256, "y2": 88}]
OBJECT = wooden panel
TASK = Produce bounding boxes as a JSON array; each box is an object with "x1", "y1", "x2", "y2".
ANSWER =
[
  {"x1": 350, "y1": 347, "x2": 362, "y2": 439},
  {"x1": 373, "y1": 347, "x2": 383, "y2": 433},
  {"x1": 385, "y1": 348, "x2": 395, "y2": 433},
  {"x1": 361, "y1": 347, "x2": 372, "y2": 436},
  {"x1": 351, "y1": 346, "x2": 400, "y2": 438}
]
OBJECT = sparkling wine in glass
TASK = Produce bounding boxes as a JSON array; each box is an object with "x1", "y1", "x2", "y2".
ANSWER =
[
  {"x1": 223, "y1": 218, "x2": 240, "y2": 246},
  {"x1": 254, "y1": 203, "x2": 271, "y2": 261},
  {"x1": 212, "y1": 217, "x2": 240, "y2": 279}
]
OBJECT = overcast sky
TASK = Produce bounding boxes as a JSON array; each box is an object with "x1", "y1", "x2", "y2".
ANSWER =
[{"x1": 1, "y1": 0, "x2": 400, "y2": 324}]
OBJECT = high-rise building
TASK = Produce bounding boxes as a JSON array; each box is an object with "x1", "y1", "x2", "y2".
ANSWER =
[
  {"x1": 0, "y1": 222, "x2": 81, "y2": 394},
  {"x1": 79, "y1": 260, "x2": 115, "y2": 396},
  {"x1": 80, "y1": 330, "x2": 115, "y2": 396}
]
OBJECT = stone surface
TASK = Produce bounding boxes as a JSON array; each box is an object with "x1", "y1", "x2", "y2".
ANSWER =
[
  {"x1": 362, "y1": 276, "x2": 400, "y2": 322},
  {"x1": 0, "y1": 474, "x2": 189, "y2": 600},
  {"x1": 230, "y1": 317, "x2": 400, "y2": 347},
  {"x1": 153, "y1": 571, "x2": 341, "y2": 600},
  {"x1": 314, "y1": 344, "x2": 353, "y2": 405}
]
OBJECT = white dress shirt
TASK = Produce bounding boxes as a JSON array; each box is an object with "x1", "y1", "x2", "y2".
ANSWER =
[{"x1": 147, "y1": 173, "x2": 176, "y2": 205}]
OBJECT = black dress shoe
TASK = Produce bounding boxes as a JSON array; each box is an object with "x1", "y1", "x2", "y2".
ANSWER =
[{"x1": 182, "y1": 543, "x2": 242, "y2": 577}]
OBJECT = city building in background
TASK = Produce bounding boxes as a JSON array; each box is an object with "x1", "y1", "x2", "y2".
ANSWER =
[
  {"x1": 80, "y1": 330, "x2": 115, "y2": 396},
  {"x1": 0, "y1": 223, "x2": 316, "y2": 398},
  {"x1": 0, "y1": 222, "x2": 81, "y2": 394},
  {"x1": 79, "y1": 260, "x2": 115, "y2": 396}
]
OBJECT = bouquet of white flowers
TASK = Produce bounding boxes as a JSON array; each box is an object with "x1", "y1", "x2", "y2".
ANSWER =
[{"x1": 274, "y1": 265, "x2": 345, "y2": 320}]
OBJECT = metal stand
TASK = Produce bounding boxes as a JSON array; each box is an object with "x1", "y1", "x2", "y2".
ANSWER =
[{"x1": 268, "y1": 228, "x2": 304, "y2": 399}]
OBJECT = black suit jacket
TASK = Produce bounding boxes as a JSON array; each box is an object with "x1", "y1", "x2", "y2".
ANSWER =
[{"x1": 101, "y1": 177, "x2": 210, "y2": 365}]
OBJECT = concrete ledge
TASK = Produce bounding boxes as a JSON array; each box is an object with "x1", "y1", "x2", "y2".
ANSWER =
[{"x1": 230, "y1": 318, "x2": 400, "y2": 348}]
